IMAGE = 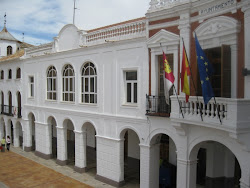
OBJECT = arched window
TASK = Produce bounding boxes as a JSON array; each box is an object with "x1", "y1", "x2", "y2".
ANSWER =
[
  {"x1": 81, "y1": 62, "x2": 97, "y2": 103},
  {"x1": 62, "y1": 64, "x2": 75, "y2": 102},
  {"x1": 8, "y1": 69, "x2": 12, "y2": 79},
  {"x1": 16, "y1": 68, "x2": 21, "y2": 79},
  {"x1": 1, "y1": 70, "x2": 4, "y2": 80},
  {"x1": 47, "y1": 66, "x2": 57, "y2": 100},
  {"x1": 7, "y1": 46, "x2": 12, "y2": 56}
]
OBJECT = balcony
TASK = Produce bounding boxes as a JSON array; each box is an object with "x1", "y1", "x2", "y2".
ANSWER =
[
  {"x1": 1, "y1": 105, "x2": 22, "y2": 118},
  {"x1": 146, "y1": 95, "x2": 171, "y2": 117},
  {"x1": 170, "y1": 96, "x2": 250, "y2": 134}
]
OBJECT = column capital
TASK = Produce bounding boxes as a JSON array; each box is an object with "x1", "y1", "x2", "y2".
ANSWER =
[
  {"x1": 177, "y1": 158, "x2": 198, "y2": 165},
  {"x1": 56, "y1": 126, "x2": 66, "y2": 130}
]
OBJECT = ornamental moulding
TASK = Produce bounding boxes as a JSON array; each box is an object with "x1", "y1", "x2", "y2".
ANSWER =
[
  {"x1": 147, "y1": 29, "x2": 179, "y2": 49},
  {"x1": 194, "y1": 16, "x2": 240, "y2": 40}
]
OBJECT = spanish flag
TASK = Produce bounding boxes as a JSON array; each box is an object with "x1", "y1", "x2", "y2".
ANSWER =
[
  {"x1": 181, "y1": 43, "x2": 190, "y2": 102},
  {"x1": 163, "y1": 52, "x2": 175, "y2": 104}
]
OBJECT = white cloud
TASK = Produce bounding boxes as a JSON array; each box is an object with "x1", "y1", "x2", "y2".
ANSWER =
[{"x1": 0, "y1": 0, "x2": 150, "y2": 45}]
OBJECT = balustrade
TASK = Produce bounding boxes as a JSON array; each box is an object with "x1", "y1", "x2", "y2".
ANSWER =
[
  {"x1": 170, "y1": 96, "x2": 250, "y2": 131},
  {"x1": 85, "y1": 20, "x2": 146, "y2": 44}
]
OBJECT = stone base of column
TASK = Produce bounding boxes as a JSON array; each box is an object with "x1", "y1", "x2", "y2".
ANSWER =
[
  {"x1": 35, "y1": 151, "x2": 52, "y2": 160},
  {"x1": 56, "y1": 159, "x2": 67, "y2": 166},
  {"x1": 24, "y1": 146, "x2": 32, "y2": 152},
  {"x1": 74, "y1": 166, "x2": 86, "y2": 173},
  {"x1": 206, "y1": 177, "x2": 234, "y2": 188},
  {"x1": 95, "y1": 174, "x2": 125, "y2": 187}
]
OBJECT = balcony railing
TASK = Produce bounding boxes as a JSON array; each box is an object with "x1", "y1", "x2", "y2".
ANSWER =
[
  {"x1": 146, "y1": 95, "x2": 171, "y2": 117},
  {"x1": 170, "y1": 96, "x2": 250, "y2": 132},
  {"x1": 1, "y1": 105, "x2": 22, "y2": 118}
]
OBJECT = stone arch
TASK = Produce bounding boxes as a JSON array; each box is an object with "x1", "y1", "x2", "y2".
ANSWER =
[
  {"x1": 189, "y1": 135, "x2": 242, "y2": 188},
  {"x1": 189, "y1": 134, "x2": 243, "y2": 164},
  {"x1": 148, "y1": 129, "x2": 178, "y2": 188},
  {"x1": 119, "y1": 127, "x2": 141, "y2": 185},
  {"x1": 47, "y1": 115, "x2": 58, "y2": 158},
  {"x1": 147, "y1": 128, "x2": 179, "y2": 148},
  {"x1": 62, "y1": 118, "x2": 75, "y2": 130},
  {"x1": 28, "y1": 112, "x2": 36, "y2": 151},
  {"x1": 15, "y1": 121, "x2": 23, "y2": 148},
  {"x1": 118, "y1": 125, "x2": 142, "y2": 141}
]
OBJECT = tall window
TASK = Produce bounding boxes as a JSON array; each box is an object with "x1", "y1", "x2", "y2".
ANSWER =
[
  {"x1": 16, "y1": 68, "x2": 21, "y2": 79},
  {"x1": 7, "y1": 46, "x2": 12, "y2": 56},
  {"x1": 81, "y1": 62, "x2": 97, "y2": 103},
  {"x1": 47, "y1": 66, "x2": 57, "y2": 100},
  {"x1": 125, "y1": 71, "x2": 137, "y2": 104},
  {"x1": 29, "y1": 76, "x2": 34, "y2": 97},
  {"x1": 8, "y1": 69, "x2": 12, "y2": 79},
  {"x1": 62, "y1": 64, "x2": 75, "y2": 102},
  {"x1": 0, "y1": 70, "x2": 4, "y2": 80}
]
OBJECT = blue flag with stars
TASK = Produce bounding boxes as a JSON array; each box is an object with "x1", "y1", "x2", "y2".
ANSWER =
[{"x1": 195, "y1": 35, "x2": 214, "y2": 104}]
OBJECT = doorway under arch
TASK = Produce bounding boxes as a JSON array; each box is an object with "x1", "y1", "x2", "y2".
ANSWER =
[
  {"x1": 63, "y1": 119, "x2": 75, "y2": 167},
  {"x1": 15, "y1": 121, "x2": 23, "y2": 148},
  {"x1": 120, "y1": 129, "x2": 140, "y2": 186},
  {"x1": 28, "y1": 113, "x2": 36, "y2": 151},
  {"x1": 190, "y1": 141, "x2": 241, "y2": 188},
  {"x1": 150, "y1": 133, "x2": 177, "y2": 188},
  {"x1": 48, "y1": 116, "x2": 57, "y2": 159}
]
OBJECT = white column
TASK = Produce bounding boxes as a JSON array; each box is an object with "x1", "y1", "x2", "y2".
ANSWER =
[
  {"x1": 240, "y1": 163, "x2": 250, "y2": 188},
  {"x1": 56, "y1": 127, "x2": 67, "y2": 163},
  {"x1": 177, "y1": 158, "x2": 198, "y2": 188},
  {"x1": 140, "y1": 144, "x2": 160, "y2": 188},
  {"x1": 23, "y1": 119, "x2": 32, "y2": 150},
  {"x1": 242, "y1": 4, "x2": 250, "y2": 98},
  {"x1": 44, "y1": 123, "x2": 51, "y2": 155},
  {"x1": 96, "y1": 136, "x2": 124, "y2": 184},
  {"x1": 151, "y1": 51, "x2": 157, "y2": 96},
  {"x1": 13, "y1": 126, "x2": 20, "y2": 147},
  {"x1": 231, "y1": 44, "x2": 238, "y2": 98},
  {"x1": 74, "y1": 131, "x2": 87, "y2": 171},
  {"x1": 0, "y1": 119, "x2": 4, "y2": 140}
]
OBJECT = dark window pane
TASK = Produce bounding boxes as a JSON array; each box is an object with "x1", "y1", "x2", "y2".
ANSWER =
[
  {"x1": 90, "y1": 94, "x2": 94, "y2": 103},
  {"x1": 85, "y1": 94, "x2": 89, "y2": 103},
  {"x1": 90, "y1": 77, "x2": 94, "y2": 92},
  {"x1": 127, "y1": 83, "x2": 131, "y2": 102},
  {"x1": 126, "y1": 72, "x2": 137, "y2": 80},
  {"x1": 134, "y1": 83, "x2": 137, "y2": 103},
  {"x1": 85, "y1": 78, "x2": 89, "y2": 92}
]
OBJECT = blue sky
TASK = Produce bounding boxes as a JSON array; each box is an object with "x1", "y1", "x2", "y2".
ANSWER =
[{"x1": 0, "y1": 0, "x2": 150, "y2": 45}]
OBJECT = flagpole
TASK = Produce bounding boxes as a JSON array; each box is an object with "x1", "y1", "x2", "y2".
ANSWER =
[
  {"x1": 160, "y1": 43, "x2": 184, "y2": 119},
  {"x1": 194, "y1": 34, "x2": 222, "y2": 125},
  {"x1": 182, "y1": 38, "x2": 203, "y2": 121},
  {"x1": 173, "y1": 85, "x2": 184, "y2": 118}
]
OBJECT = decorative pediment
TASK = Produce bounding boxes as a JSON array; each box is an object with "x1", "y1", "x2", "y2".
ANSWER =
[
  {"x1": 147, "y1": 29, "x2": 179, "y2": 48},
  {"x1": 195, "y1": 16, "x2": 240, "y2": 40},
  {"x1": 54, "y1": 24, "x2": 80, "y2": 52}
]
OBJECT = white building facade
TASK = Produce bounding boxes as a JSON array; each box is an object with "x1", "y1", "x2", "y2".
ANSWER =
[{"x1": 1, "y1": 0, "x2": 250, "y2": 188}]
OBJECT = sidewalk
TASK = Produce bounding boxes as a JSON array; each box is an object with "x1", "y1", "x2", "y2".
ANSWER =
[{"x1": 0, "y1": 146, "x2": 114, "y2": 188}]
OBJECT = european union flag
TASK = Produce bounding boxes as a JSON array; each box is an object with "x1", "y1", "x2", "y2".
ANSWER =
[{"x1": 195, "y1": 35, "x2": 214, "y2": 104}]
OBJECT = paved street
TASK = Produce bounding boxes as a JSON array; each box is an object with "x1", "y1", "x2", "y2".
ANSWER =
[{"x1": 0, "y1": 146, "x2": 114, "y2": 188}]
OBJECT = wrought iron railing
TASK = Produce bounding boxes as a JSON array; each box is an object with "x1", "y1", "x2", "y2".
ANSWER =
[
  {"x1": 1, "y1": 104, "x2": 22, "y2": 118},
  {"x1": 146, "y1": 95, "x2": 171, "y2": 117}
]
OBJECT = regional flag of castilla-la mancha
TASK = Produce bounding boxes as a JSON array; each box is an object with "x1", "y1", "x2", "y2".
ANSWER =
[
  {"x1": 163, "y1": 52, "x2": 175, "y2": 104},
  {"x1": 181, "y1": 43, "x2": 191, "y2": 102}
]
